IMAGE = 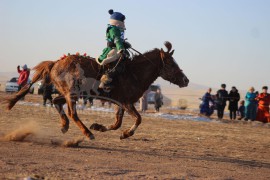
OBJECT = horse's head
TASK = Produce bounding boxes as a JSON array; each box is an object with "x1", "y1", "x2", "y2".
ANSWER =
[{"x1": 159, "y1": 42, "x2": 189, "y2": 88}]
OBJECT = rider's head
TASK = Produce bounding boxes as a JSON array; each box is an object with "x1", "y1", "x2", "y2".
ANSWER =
[{"x1": 108, "y1": 9, "x2": 126, "y2": 29}]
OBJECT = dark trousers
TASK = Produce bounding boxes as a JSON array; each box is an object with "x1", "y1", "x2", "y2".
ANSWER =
[
  {"x1": 217, "y1": 104, "x2": 226, "y2": 119},
  {"x1": 230, "y1": 110, "x2": 237, "y2": 120},
  {"x1": 43, "y1": 92, "x2": 53, "y2": 106},
  {"x1": 43, "y1": 97, "x2": 52, "y2": 106},
  {"x1": 18, "y1": 84, "x2": 25, "y2": 100}
]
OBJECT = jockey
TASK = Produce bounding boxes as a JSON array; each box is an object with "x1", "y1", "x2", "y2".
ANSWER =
[{"x1": 97, "y1": 9, "x2": 127, "y2": 91}]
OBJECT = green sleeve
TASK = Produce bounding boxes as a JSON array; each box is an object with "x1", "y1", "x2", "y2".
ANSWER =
[{"x1": 109, "y1": 27, "x2": 124, "y2": 51}]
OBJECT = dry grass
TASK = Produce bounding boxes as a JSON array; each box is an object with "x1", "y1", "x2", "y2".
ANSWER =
[{"x1": 0, "y1": 92, "x2": 270, "y2": 179}]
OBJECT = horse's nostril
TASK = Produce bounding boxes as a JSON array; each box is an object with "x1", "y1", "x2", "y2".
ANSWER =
[{"x1": 183, "y1": 77, "x2": 189, "y2": 85}]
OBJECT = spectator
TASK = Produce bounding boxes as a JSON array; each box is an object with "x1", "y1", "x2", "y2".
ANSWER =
[
  {"x1": 43, "y1": 75, "x2": 53, "y2": 107},
  {"x1": 254, "y1": 91, "x2": 259, "y2": 110},
  {"x1": 200, "y1": 88, "x2": 214, "y2": 117},
  {"x1": 140, "y1": 89, "x2": 150, "y2": 112},
  {"x1": 228, "y1": 86, "x2": 240, "y2": 120},
  {"x1": 256, "y1": 86, "x2": 270, "y2": 123},
  {"x1": 244, "y1": 87, "x2": 257, "y2": 121},
  {"x1": 237, "y1": 100, "x2": 245, "y2": 120},
  {"x1": 216, "y1": 84, "x2": 228, "y2": 119},
  {"x1": 154, "y1": 89, "x2": 163, "y2": 112},
  {"x1": 17, "y1": 64, "x2": 30, "y2": 91}
]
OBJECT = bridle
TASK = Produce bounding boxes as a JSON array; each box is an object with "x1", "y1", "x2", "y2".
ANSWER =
[{"x1": 130, "y1": 47, "x2": 184, "y2": 84}]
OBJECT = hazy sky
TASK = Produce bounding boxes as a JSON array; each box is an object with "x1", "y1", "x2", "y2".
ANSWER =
[{"x1": 0, "y1": 0, "x2": 269, "y2": 90}]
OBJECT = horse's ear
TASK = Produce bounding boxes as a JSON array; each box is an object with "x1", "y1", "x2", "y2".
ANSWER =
[
  {"x1": 160, "y1": 48, "x2": 165, "y2": 60},
  {"x1": 170, "y1": 50, "x2": 175, "y2": 56}
]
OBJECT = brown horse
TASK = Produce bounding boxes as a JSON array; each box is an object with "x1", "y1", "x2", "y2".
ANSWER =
[{"x1": 6, "y1": 42, "x2": 189, "y2": 140}]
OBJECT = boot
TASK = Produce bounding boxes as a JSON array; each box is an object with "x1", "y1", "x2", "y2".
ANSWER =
[{"x1": 99, "y1": 74, "x2": 113, "y2": 92}]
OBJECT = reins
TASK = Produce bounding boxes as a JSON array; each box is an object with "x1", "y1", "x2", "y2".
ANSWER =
[
  {"x1": 130, "y1": 47, "x2": 165, "y2": 74},
  {"x1": 129, "y1": 47, "x2": 157, "y2": 67},
  {"x1": 107, "y1": 54, "x2": 124, "y2": 73}
]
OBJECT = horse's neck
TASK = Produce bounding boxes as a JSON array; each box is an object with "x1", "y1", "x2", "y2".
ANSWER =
[
  {"x1": 87, "y1": 58, "x2": 103, "y2": 78},
  {"x1": 128, "y1": 55, "x2": 161, "y2": 92}
]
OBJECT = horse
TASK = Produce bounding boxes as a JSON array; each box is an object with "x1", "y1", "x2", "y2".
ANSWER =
[{"x1": 6, "y1": 41, "x2": 189, "y2": 140}]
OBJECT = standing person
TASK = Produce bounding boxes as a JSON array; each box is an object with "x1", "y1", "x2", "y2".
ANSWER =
[
  {"x1": 140, "y1": 89, "x2": 150, "y2": 112},
  {"x1": 244, "y1": 87, "x2": 257, "y2": 121},
  {"x1": 237, "y1": 100, "x2": 245, "y2": 120},
  {"x1": 216, "y1": 84, "x2": 228, "y2": 119},
  {"x1": 17, "y1": 64, "x2": 30, "y2": 91},
  {"x1": 256, "y1": 86, "x2": 270, "y2": 123},
  {"x1": 228, "y1": 86, "x2": 240, "y2": 120},
  {"x1": 200, "y1": 88, "x2": 214, "y2": 117},
  {"x1": 154, "y1": 89, "x2": 163, "y2": 112},
  {"x1": 43, "y1": 75, "x2": 53, "y2": 107}
]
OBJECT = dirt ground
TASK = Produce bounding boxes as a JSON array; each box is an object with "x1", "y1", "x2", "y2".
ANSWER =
[{"x1": 0, "y1": 92, "x2": 270, "y2": 180}]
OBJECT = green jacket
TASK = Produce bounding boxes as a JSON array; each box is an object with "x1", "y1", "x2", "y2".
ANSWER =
[
  {"x1": 98, "y1": 25, "x2": 125, "y2": 62},
  {"x1": 106, "y1": 25, "x2": 125, "y2": 51}
]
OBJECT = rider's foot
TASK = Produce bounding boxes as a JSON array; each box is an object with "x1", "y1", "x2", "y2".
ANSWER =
[{"x1": 99, "y1": 74, "x2": 114, "y2": 92}]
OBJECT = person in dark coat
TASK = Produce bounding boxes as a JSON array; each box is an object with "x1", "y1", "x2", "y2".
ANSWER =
[
  {"x1": 237, "y1": 100, "x2": 245, "y2": 120},
  {"x1": 228, "y1": 86, "x2": 240, "y2": 120},
  {"x1": 43, "y1": 75, "x2": 53, "y2": 107},
  {"x1": 200, "y1": 88, "x2": 214, "y2": 117},
  {"x1": 154, "y1": 89, "x2": 163, "y2": 112},
  {"x1": 216, "y1": 84, "x2": 228, "y2": 119}
]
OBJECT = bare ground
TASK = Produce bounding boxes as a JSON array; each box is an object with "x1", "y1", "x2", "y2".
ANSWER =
[{"x1": 0, "y1": 92, "x2": 270, "y2": 180}]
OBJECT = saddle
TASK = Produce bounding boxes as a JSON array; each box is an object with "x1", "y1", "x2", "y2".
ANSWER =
[
  {"x1": 95, "y1": 41, "x2": 132, "y2": 66},
  {"x1": 96, "y1": 41, "x2": 132, "y2": 92}
]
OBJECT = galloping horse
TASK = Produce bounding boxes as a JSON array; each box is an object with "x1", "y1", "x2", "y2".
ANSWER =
[{"x1": 6, "y1": 42, "x2": 189, "y2": 140}]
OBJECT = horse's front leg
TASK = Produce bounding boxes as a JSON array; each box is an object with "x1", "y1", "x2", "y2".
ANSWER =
[
  {"x1": 120, "y1": 104, "x2": 141, "y2": 139},
  {"x1": 90, "y1": 105, "x2": 125, "y2": 132},
  {"x1": 66, "y1": 94, "x2": 95, "y2": 140}
]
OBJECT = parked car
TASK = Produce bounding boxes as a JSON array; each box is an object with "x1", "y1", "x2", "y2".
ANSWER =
[
  {"x1": 5, "y1": 77, "x2": 34, "y2": 94},
  {"x1": 147, "y1": 84, "x2": 163, "y2": 104},
  {"x1": 37, "y1": 81, "x2": 59, "y2": 95}
]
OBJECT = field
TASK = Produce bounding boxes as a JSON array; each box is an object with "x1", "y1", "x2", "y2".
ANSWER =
[{"x1": 0, "y1": 91, "x2": 270, "y2": 180}]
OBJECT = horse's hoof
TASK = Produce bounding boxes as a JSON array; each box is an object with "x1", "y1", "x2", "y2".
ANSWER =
[
  {"x1": 120, "y1": 130, "x2": 134, "y2": 140},
  {"x1": 120, "y1": 134, "x2": 127, "y2": 140},
  {"x1": 89, "y1": 134, "x2": 95, "y2": 140},
  {"x1": 90, "y1": 123, "x2": 107, "y2": 132},
  {"x1": 61, "y1": 127, "x2": 68, "y2": 134}
]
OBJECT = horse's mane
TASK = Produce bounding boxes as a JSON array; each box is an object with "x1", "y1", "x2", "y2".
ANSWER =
[{"x1": 126, "y1": 48, "x2": 160, "y2": 65}]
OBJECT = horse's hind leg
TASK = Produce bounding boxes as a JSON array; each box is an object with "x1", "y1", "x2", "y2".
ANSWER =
[
  {"x1": 120, "y1": 104, "x2": 141, "y2": 139},
  {"x1": 90, "y1": 105, "x2": 125, "y2": 132},
  {"x1": 53, "y1": 95, "x2": 69, "y2": 133},
  {"x1": 65, "y1": 95, "x2": 95, "y2": 140}
]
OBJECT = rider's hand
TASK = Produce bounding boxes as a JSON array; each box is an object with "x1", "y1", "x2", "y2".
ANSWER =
[
  {"x1": 17, "y1": 65, "x2": 20, "y2": 69},
  {"x1": 117, "y1": 49, "x2": 124, "y2": 54}
]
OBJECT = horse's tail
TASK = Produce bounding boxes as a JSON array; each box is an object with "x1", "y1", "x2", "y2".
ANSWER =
[{"x1": 6, "y1": 61, "x2": 56, "y2": 110}]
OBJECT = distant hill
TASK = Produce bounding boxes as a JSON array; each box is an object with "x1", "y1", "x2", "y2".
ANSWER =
[{"x1": 153, "y1": 77, "x2": 212, "y2": 90}]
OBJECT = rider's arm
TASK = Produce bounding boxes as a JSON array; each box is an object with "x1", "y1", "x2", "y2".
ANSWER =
[{"x1": 109, "y1": 27, "x2": 124, "y2": 52}]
